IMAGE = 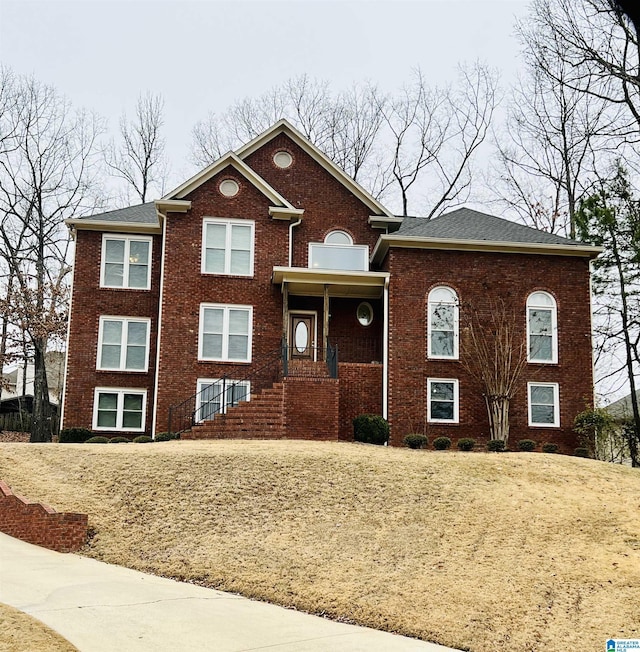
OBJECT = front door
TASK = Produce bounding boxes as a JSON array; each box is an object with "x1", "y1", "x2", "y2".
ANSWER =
[{"x1": 289, "y1": 313, "x2": 316, "y2": 359}]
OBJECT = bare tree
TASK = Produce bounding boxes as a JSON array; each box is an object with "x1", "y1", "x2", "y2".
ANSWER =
[
  {"x1": 0, "y1": 72, "x2": 103, "y2": 441},
  {"x1": 461, "y1": 300, "x2": 529, "y2": 443},
  {"x1": 106, "y1": 92, "x2": 167, "y2": 204},
  {"x1": 491, "y1": 54, "x2": 610, "y2": 237}
]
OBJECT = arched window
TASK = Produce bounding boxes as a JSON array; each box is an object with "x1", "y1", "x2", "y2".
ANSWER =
[
  {"x1": 527, "y1": 291, "x2": 557, "y2": 363},
  {"x1": 324, "y1": 230, "x2": 353, "y2": 245},
  {"x1": 428, "y1": 286, "x2": 459, "y2": 359}
]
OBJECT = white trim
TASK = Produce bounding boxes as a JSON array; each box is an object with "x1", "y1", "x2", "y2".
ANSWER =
[
  {"x1": 528, "y1": 382, "x2": 560, "y2": 427},
  {"x1": 201, "y1": 218, "x2": 255, "y2": 277},
  {"x1": 92, "y1": 387, "x2": 147, "y2": 432},
  {"x1": 427, "y1": 378, "x2": 459, "y2": 424},
  {"x1": 371, "y1": 234, "x2": 603, "y2": 265},
  {"x1": 526, "y1": 291, "x2": 558, "y2": 364},
  {"x1": 97, "y1": 316, "x2": 151, "y2": 372},
  {"x1": 198, "y1": 303, "x2": 253, "y2": 363},
  {"x1": 235, "y1": 120, "x2": 394, "y2": 219},
  {"x1": 151, "y1": 210, "x2": 168, "y2": 439},
  {"x1": 100, "y1": 234, "x2": 153, "y2": 290},
  {"x1": 59, "y1": 240, "x2": 78, "y2": 431},
  {"x1": 196, "y1": 378, "x2": 251, "y2": 421},
  {"x1": 427, "y1": 286, "x2": 459, "y2": 360},
  {"x1": 382, "y1": 276, "x2": 389, "y2": 421}
]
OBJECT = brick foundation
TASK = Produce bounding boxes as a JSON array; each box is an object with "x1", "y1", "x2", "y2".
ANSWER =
[{"x1": 0, "y1": 480, "x2": 88, "y2": 553}]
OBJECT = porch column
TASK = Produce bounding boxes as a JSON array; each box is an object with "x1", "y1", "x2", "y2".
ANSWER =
[
  {"x1": 323, "y1": 284, "x2": 330, "y2": 362},
  {"x1": 282, "y1": 282, "x2": 289, "y2": 342}
]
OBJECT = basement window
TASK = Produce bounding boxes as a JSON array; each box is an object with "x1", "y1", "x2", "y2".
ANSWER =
[{"x1": 196, "y1": 379, "x2": 250, "y2": 421}]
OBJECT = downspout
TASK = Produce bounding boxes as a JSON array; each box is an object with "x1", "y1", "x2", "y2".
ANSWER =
[
  {"x1": 383, "y1": 275, "x2": 389, "y2": 424},
  {"x1": 151, "y1": 210, "x2": 168, "y2": 440},
  {"x1": 288, "y1": 216, "x2": 303, "y2": 267},
  {"x1": 58, "y1": 227, "x2": 77, "y2": 433}
]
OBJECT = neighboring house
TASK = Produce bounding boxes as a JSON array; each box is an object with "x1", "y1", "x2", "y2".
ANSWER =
[
  {"x1": 607, "y1": 391, "x2": 640, "y2": 423},
  {"x1": 1, "y1": 351, "x2": 65, "y2": 413},
  {"x1": 61, "y1": 120, "x2": 601, "y2": 452}
]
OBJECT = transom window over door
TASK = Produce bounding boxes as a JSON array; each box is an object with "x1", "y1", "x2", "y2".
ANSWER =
[
  {"x1": 101, "y1": 235, "x2": 151, "y2": 289},
  {"x1": 199, "y1": 304, "x2": 252, "y2": 362},
  {"x1": 202, "y1": 218, "x2": 254, "y2": 276},
  {"x1": 527, "y1": 291, "x2": 557, "y2": 363},
  {"x1": 428, "y1": 286, "x2": 459, "y2": 359}
]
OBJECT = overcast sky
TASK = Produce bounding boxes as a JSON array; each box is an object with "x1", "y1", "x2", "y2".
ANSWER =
[{"x1": 0, "y1": 0, "x2": 530, "y2": 185}]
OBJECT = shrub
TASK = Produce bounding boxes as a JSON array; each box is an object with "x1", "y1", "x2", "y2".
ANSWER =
[
  {"x1": 133, "y1": 435, "x2": 153, "y2": 444},
  {"x1": 85, "y1": 436, "x2": 109, "y2": 444},
  {"x1": 155, "y1": 432, "x2": 177, "y2": 442},
  {"x1": 59, "y1": 427, "x2": 93, "y2": 443},
  {"x1": 457, "y1": 437, "x2": 476, "y2": 451},
  {"x1": 403, "y1": 434, "x2": 428, "y2": 449},
  {"x1": 542, "y1": 442, "x2": 559, "y2": 454},
  {"x1": 353, "y1": 414, "x2": 389, "y2": 445},
  {"x1": 517, "y1": 439, "x2": 537, "y2": 452},
  {"x1": 574, "y1": 447, "x2": 590, "y2": 458},
  {"x1": 487, "y1": 439, "x2": 506, "y2": 452},
  {"x1": 433, "y1": 436, "x2": 451, "y2": 450},
  {"x1": 109, "y1": 436, "x2": 130, "y2": 443}
]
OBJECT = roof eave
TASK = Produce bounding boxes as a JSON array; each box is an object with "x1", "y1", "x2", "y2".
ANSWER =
[
  {"x1": 371, "y1": 235, "x2": 603, "y2": 265},
  {"x1": 64, "y1": 218, "x2": 162, "y2": 236}
]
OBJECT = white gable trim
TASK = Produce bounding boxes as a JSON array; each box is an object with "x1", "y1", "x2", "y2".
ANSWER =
[
  {"x1": 235, "y1": 119, "x2": 395, "y2": 219},
  {"x1": 163, "y1": 151, "x2": 295, "y2": 209}
]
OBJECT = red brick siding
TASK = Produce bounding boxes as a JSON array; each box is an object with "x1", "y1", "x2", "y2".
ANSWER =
[
  {"x1": 0, "y1": 480, "x2": 87, "y2": 552},
  {"x1": 386, "y1": 248, "x2": 594, "y2": 453},
  {"x1": 338, "y1": 363, "x2": 383, "y2": 440},
  {"x1": 284, "y1": 377, "x2": 339, "y2": 440},
  {"x1": 63, "y1": 230, "x2": 161, "y2": 436}
]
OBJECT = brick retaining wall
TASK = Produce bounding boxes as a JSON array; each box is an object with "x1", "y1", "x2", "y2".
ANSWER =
[{"x1": 0, "y1": 480, "x2": 88, "y2": 552}]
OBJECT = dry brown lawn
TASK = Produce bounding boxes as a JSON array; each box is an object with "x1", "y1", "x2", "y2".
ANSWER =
[
  {"x1": 0, "y1": 440, "x2": 638, "y2": 652},
  {"x1": 0, "y1": 603, "x2": 78, "y2": 652}
]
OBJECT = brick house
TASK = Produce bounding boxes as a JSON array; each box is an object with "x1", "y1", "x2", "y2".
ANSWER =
[{"x1": 61, "y1": 120, "x2": 601, "y2": 452}]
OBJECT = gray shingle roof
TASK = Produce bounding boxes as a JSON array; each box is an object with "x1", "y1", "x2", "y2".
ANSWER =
[
  {"x1": 77, "y1": 202, "x2": 158, "y2": 225},
  {"x1": 607, "y1": 390, "x2": 640, "y2": 421},
  {"x1": 397, "y1": 208, "x2": 584, "y2": 247}
]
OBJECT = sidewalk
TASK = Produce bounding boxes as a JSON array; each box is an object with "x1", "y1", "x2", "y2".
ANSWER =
[{"x1": 0, "y1": 532, "x2": 461, "y2": 652}]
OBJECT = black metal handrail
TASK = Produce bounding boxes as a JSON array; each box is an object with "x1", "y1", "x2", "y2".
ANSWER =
[{"x1": 167, "y1": 339, "x2": 339, "y2": 436}]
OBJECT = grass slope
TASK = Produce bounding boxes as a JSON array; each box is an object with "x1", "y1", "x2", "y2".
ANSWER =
[
  {"x1": 0, "y1": 603, "x2": 78, "y2": 652},
  {"x1": 0, "y1": 440, "x2": 638, "y2": 652}
]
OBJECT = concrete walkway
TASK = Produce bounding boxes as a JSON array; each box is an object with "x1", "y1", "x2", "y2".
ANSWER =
[{"x1": 0, "y1": 533, "x2": 460, "y2": 652}]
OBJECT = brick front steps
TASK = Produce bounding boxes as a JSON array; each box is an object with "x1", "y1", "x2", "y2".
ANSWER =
[{"x1": 183, "y1": 377, "x2": 340, "y2": 441}]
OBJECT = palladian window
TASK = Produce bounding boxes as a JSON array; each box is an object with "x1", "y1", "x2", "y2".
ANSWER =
[{"x1": 308, "y1": 230, "x2": 368, "y2": 272}]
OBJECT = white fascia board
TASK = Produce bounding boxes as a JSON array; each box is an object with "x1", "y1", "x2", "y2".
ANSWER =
[
  {"x1": 64, "y1": 218, "x2": 161, "y2": 235},
  {"x1": 155, "y1": 199, "x2": 191, "y2": 214},
  {"x1": 371, "y1": 235, "x2": 604, "y2": 265},
  {"x1": 235, "y1": 119, "x2": 395, "y2": 219},
  {"x1": 269, "y1": 206, "x2": 305, "y2": 221},
  {"x1": 162, "y1": 151, "x2": 295, "y2": 209},
  {"x1": 368, "y1": 215, "x2": 404, "y2": 230}
]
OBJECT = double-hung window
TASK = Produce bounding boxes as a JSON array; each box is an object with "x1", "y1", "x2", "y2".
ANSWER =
[
  {"x1": 427, "y1": 378, "x2": 459, "y2": 423},
  {"x1": 202, "y1": 218, "x2": 254, "y2": 276},
  {"x1": 93, "y1": 388, "x2": 146, "y2": 431},
  {"x1": 98, "y1": 317, "x2": 150, "y2": 371},
  {"x1": 428, "y1": 287, "x2": 459, "y2": 359},
  {"x1": 199, "y1": 304, "x2": 252, "y2": 362},
  {"x1": 527, "y1": 292, "x2": 557, "y2": 363},
  {"x1": 101, "y1": 235, "x2": 152, "y2": 289},
  {"x1": 196, "y1": 379, "x2": 250, "y2": 421},
  {"x1": 528, "y1": 382, "x2": 560, "y2": 427}
]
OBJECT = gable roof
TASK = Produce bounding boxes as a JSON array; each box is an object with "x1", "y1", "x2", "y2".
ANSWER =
[
  {"x1": 235, "y1": 119, "x2": 395, "y2": 219},
  {"x1": 607, "y1": 390, "x2": 640, "y2": 421},
  {"x1": 372, "y1": 207, "x2": 602, "y2": 264}
]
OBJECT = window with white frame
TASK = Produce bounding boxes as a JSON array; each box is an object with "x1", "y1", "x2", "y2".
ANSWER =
[
  {"x1": 196, "y1": 379, "x2": 250, "y2": 421},
  {"x1": 199, "y1": 304, "x2": 252, "y2": 362},
  {"x1": 101, "y1": 235, "x2": 152, "y2": 289},
  {"x1": 527, "y1": 291, "x2": 557, "y2": 363},
  {"x1": 202, "y1": 218, "x2": 254, "y2": 276},
  {"x1": 428, "y1": 287, "x2": 459, "y2": 359},
  {"x1": 427, "y1": 378, "x2": 459, "y2": 423},
  {"x1": 98, "y1": 317, "x2": 150, "y2": 371},
  {"x1": 528, "y1": 382, "x2": 560, "y2": 427},
  {"x1": 308, "y1": 230, "x2": 368, "y2": 271},
  {"x1": 93, "y1": 388, "x2": 146, "y2": 431}
]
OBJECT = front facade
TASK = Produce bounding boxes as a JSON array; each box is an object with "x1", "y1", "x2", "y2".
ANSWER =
[{"x1": 62, "y1": 120, "x2": 600, "y2": 452}]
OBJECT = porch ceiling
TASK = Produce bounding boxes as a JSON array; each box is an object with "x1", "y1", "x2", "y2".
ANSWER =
[{"x1": 272, "y1": 266, "x2": 388, "y2": 298}]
